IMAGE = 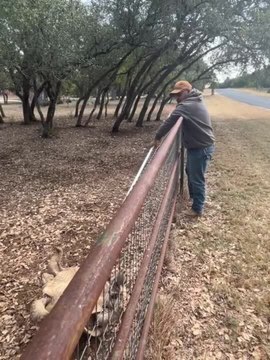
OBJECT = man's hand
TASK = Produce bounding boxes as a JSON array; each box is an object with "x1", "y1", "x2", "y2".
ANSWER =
[{"x1": 151, "y1": 139, "x2": 161, "y2": 149}]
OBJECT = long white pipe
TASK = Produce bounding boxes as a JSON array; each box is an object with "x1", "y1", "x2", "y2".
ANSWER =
[{"x1": 124, "y1": 147, "x2": 154, "y2": 200}]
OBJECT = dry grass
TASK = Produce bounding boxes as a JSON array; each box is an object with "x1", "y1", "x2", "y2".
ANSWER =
[
  {"x1": 145, "y1": 295, "x2": 177, "y2": 360},
  {"x1": 205, "y1": 92, "x2": 270, "y2": 120},
  {"x1": 146, "y1": 94, "x2": 270, "y2": 359}
]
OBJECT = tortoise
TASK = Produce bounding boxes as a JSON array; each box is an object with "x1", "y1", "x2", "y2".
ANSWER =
[{"x1": 31, "y1": 248, "x2": 127, "y2": 336}]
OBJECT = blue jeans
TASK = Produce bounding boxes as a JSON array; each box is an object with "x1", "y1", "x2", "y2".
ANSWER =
[{"x1": 186, "y1": 145, "x2": 215, "y2": 214}]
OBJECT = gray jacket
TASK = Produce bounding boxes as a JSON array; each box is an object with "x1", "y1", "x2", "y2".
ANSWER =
[{"x1": 155, "y1": 89, "x2": 215, "y2": 149}]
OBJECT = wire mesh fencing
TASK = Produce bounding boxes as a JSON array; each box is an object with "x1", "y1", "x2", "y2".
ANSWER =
[{"x1": 21, "y1": 118, "x2": 184, "y2": 360}]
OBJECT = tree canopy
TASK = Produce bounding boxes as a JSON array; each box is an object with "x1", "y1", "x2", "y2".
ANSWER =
[{"x1": 0, "y1": 0, "x2": 269, "y2": 135}]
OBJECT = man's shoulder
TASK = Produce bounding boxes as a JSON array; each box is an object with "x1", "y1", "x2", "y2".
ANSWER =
[
  {"x1": 181, "y1": 99, "x2": 208, "y2": 111},
  {"x1": 173, "y1": 103, "x2": 185, "y2": 113},
  {"x1": 172, "y1": 103, "x2": 189, "y2": 117}
]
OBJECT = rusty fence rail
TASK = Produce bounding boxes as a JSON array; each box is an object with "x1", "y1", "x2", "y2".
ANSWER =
[{"x1": 21, "y1": 117, "x2": 184, "y2": 360}]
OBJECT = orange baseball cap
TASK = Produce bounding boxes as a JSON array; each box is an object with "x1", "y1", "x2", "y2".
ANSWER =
[{"x1": 170, "y1": 80, "x2": 192, "y2": 95}]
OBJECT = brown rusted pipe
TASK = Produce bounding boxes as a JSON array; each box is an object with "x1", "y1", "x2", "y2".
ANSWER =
[
  {"x1": 135, "y1": 198, "x2": 177, "y2": 360},
  {"x1": 21, "y1": 118, "x2": 183, "y2": 360},
  {"x1": 110, "y1": 161, "x2": 178, "y2": 360}
]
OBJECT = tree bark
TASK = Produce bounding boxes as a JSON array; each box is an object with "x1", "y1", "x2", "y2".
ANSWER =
[
  {"x1": 2, "y1": 92, "x2": 8, "y2": 104},
  {"x1": 31, "y1": 80, "x2": 47, "y2": 122},
  {"x1": 84, "y1": 88, "x2": 102, "y2": 126},
  {"x1": 114, "y1": 71, "x2": 131, "y2": 118},
  {"x1": 146, "y1": 93, "x2": 162, "y2": 122},
  {"x1": 75, "y1": 97, "x2": 84, "y2": 117},
  {"x1": 42, "y1": 81, "x2": 61, "y2": 138},
  {"x1": 155, "y1": 96, "x2": 170, "y2": 122},
  {"x1": 114, "y1": 92, "x2": 125, "y2": 118},
  {"x1": 0, "y1": 104, "x2": 5, "y2": 119},
  {"x1": 96, "y1": 88, "x2": 108, "y2": 120},
  {"x1": 17, "y1": 78, "x2": 32, "y2": 124},
  {"x1": 22, "y1": 96, "x2": 32, "y2": 124},
  {"x1": 104, "y1": 93, "x2": 109, "y2": 118},
  {"x1": 36, "y1": 101, "x2": 45, "y2": 124},
  {"x1": 127, "y1": 94, "x2": 141, "y2": 122}
]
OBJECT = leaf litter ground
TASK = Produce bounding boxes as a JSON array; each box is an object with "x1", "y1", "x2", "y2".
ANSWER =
[{"x1": 0, "y1": 105, "x2": 159, "y2": 359}]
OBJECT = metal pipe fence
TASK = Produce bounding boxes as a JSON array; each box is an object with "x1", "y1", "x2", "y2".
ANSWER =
[{"x1": 21, "y1": 117, "x2": 184, "y2": 360}]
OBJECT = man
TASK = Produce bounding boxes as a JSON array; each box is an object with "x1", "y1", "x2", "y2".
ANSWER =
[{"x1": 154, "y1": 80, "x2": 215, "y2": 217}]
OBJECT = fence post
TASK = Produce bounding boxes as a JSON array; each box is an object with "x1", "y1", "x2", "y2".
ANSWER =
[{"x1": 180, "y1": 143, "x2": 185, "y2": 195}]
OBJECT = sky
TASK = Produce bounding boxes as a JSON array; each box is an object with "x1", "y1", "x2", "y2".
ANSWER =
[{"x1": 216, "y1": 66, "x2": 242, "y2": 82}]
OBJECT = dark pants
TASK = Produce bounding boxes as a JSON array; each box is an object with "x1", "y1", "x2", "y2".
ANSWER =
[{"x1": 186, "y1": 145, "x2": 215, "y2": 214}]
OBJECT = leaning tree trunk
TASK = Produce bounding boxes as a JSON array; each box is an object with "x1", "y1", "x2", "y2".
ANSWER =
[
  {"x1": 135, "y1": 90, "x2": 155, "y2": 127},
  {"x1": 74, "y1": 97, "x2": 84, "y2": 118},
  {"x1": 77, "y1": 50, "x2": 133, "y2": 127},
  {"x1": 113, "y1": 55, "x2": 170, "y2": 132},
  {"x1": 22, "y1": 96, "x2": 32, "y2": 124},
  {"x1": 17, "y1": 79, "x2": 32, "y2": 124},
  {"x1": 114, "y1": 53, "x2": 160, "y2": 130},
  {"x1": 128, "y1": 72, "x2": 162, "y2": 123},
  {"x1": 42, "y1": 101, "x2": 56, "y2": 138},
  {"x1": 42, "y1": 81, "x2": 61, "y2": 138},
  {"x1": 113, "y1": 70, "x2": 132, "y2": 118},
  {"x1": 114, "y1": 72, "x2": 131, "y2": 118},
  {"x1": 112, "y1": 89, "x2": 140, "y2": 131},
  {"x1": 136, "y1": 63, "x2": 178, "y2": 127},
  {"x1": 127, "y1": 94, "x2": 141, "y2": 122},
  {"x1": 84, "y1": 88, "x2": 102, "y2": 126},
  {"x1": 16, "y1": 77, "x2": 37, "y2": 124},
  {"x1": 96, "y1": 89, "x2": 108, "y2": 120},
  {"x1": 105, "y1": 93, "x2": 109, "y2": 118},
  {"x1": 116, "y1": 41, "x2": 176, "y2": 132},
  {"x1": 112, "y1": 116, "x2": 124, "y2": 133},
  {"x1": 31, "y1": 80, "x2": 47, "y2": 122},
  {"x1": 116, "y1": 78, "x2": 145, "y2": 124},
  {"x1": 114, "y1": 92, "x2": 126, "y2": 118},
  {"x1": 146, "y1": 95, "x2": 161, "y2": 122},
  {"x1": 76, "y1": 94, "x2": 89, "y2": 127},
  {"x1": 155, "y1": 96, "x2": 170, "y2": 122},
  {"x1": 76, "y1": 85, "x2": 103, "y2": 126},
  {"x1": 0, "y1": 104, "x2": 5, "y2": 122},
  {"x1": 3, "y1": 93, "x2": 8, "y2": 104}
]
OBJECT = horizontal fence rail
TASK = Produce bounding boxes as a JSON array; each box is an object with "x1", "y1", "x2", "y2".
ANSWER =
[{"x1": 21, "y1": 117, "x2": 184, "y2": 360}]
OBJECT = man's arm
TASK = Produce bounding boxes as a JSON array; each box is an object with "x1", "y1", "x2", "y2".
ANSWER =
[{"x1": 155, "y1": 108, "x2": 183, "y2": 141}]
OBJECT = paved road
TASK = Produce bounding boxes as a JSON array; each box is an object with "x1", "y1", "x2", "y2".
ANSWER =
[{"x1": 217, "y1": 88, "x2": 270, "y2": 109}]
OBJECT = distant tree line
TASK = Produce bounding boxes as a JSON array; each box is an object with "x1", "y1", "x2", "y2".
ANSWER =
[{"x1": 219, "y1": 67, "x2": 270, "y2": 90}]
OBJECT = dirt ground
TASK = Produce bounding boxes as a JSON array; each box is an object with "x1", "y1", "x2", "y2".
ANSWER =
[
  {"x1": 147, "y1": 95, "x2": 270, "y2": 359},
  {"x1": 1, "y1": 95, "x2": 270, "y2": 359}
]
